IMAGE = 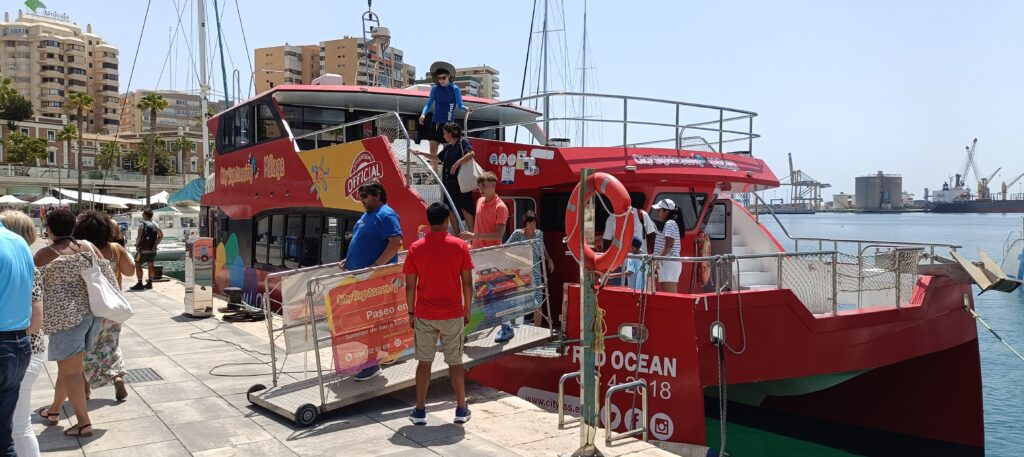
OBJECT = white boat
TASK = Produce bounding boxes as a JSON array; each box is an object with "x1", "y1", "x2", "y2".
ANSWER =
[{"x1": 119, "y1": 205, "x2": 200, "y2": 261}]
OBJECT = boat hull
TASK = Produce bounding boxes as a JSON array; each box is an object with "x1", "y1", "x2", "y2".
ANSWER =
[
  {"x1": 931, "y1": 199, "x2": 1024, "y2": 213},
  {"x1": 468, "y1": 275, "x2": 984, "y2": 454}
]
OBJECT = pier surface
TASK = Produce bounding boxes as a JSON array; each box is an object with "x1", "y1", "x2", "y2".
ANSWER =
[{"x1": 30, "y1": 249, "x2": 677, "y2": 456}]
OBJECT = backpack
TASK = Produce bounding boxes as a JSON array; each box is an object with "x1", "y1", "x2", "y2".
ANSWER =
[{"x1": 139, "y1": 220, "x2": 158, "y2": 251}]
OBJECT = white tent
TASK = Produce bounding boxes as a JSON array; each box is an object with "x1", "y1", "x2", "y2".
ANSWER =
[
  {"x1": 0, "y1": 195, "x2": 28, "y2": 204},
  {"x1": 29, "y1": 196, "x2": 61, "y2": 206},
  {"x1": 148, "y1": 191, "x2": 170, "y2": 205}
]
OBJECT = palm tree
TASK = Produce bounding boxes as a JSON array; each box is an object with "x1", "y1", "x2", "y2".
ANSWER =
[
  {"x1": 56, "y1": 124, "x2": 76, "y2": 179},
  {"x1": 64, "y1": 91, "x2": 94, "y2": 208},
  {"x1": 170, "y1": 135, "x2": 195, "y2": 176},
  {"x1": 97, "y1": 141, "x2": 121, "y2": 172},
  {"x1": 136, "y1": 93, "x2": 168, "y2": 207}
]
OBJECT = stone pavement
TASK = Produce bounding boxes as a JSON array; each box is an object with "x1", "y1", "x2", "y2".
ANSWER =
[{"x1": 32, "y1": 277, "x2": 679, "y2": 456}]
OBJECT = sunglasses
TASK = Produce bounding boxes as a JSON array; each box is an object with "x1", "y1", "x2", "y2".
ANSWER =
[
  {"x1": 437, "y1": 74, "x2": 449, "y2": 80},
  {"x1": 359, "y1": 193, "x2": 377, "y2": 200}
]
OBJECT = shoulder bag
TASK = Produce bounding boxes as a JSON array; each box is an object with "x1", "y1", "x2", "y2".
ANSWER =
[
  {"x1": 456, "y1": 140, "x2": 483, "y2": 193},
  {"x1": 79, "y1": 243, "x2": 134, "y2": 323}
]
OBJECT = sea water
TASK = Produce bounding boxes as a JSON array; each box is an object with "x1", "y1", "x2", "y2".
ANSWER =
[{"x1": 159, "y1": 213, "x2": 1024, "y2": 455}]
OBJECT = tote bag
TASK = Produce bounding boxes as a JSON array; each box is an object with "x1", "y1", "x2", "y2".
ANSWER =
[
  {"x1": 80, "y1": 246, "x2": 134, "y2": 323},
  {"x1": 456, "y1": 141, "x2": 483, "y2": 193}
]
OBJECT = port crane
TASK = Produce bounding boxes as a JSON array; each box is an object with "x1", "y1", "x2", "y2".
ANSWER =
[
  {"x1": 780, "y1": 153, "x2": 831, "y2": 210},
  {"x1": 1003, "y1": 172, "x2": 1024, "y2": 200},
  {"x1": 954, "y1": 138, "x2": 1000, "y2": 200}
]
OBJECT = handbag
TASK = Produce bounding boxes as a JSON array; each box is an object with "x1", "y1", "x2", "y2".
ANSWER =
[
  {"x1": 456, "y1": 140, "x2": 483, "y2": 193},
  {"x1": 79, "y1": 244, "x2": 134, "y2": 323}
]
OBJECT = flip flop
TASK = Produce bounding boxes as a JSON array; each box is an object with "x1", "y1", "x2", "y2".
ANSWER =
[
  {"x1": 64, "y1": 423, "x2": 92, "y2": 437},
  {"x1": 36, "y1": 406, "x2": 58, "y2": 426}
]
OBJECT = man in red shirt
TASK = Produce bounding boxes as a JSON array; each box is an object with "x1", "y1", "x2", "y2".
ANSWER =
[
  {"x1": 404, "y1": 202, "x2": 475, "y2": 425},
  {"x1": 460, "y1": 171, "x2": 516, "y2": 342}
]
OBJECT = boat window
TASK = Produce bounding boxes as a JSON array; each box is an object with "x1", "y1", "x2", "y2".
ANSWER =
[
  {"x1": 256, "y1": 102, "x2": 283, "y2": 142},
  {"x1": 321, "y1": 216, "x2": 343, "y2": 264},
  {"x1": 594, "y1": 192, "x2": 647, "y2": 235},
  {"x1": 539, "y1": 192, "x2": 571, "y2": 232},
  {"x1": 705, "y1": 203, "x2": 727, "y2": 240},
  {"x1": 302, "y1": 214, "x2": 321, "y2": 267},
  {"x1": 269, "y1": 214, "x2": 285, "y2": 267},
  {"x1": 254, "y1": 216, "x2": 270, "y2": 265},
  {"x1": 652, "y1": 192, "x2": 708, "y2": 231},
  {"x1": 283, "y1": 214, "x2": 302, "y2": 269}
]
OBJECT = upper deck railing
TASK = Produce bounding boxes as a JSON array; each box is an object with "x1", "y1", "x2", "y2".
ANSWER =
[{"x1": 464, "y1": 91, "x2": 760, "y2": 155}]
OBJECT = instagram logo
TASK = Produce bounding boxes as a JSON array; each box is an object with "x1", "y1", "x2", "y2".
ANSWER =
[{"x1": 649, "y1": 413, "x2": 674, "y2": 441}]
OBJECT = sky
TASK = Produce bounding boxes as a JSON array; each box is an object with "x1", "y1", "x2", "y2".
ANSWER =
[{"x1": 16, "y1": 0, "x2": 1024, "y2": 198}]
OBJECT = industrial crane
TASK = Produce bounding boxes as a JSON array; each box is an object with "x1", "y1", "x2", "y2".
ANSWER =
[
  {"x1": 956, "y1": 138, "x2": 978, "y2": 188},
  {"x1": 1003, "y1": 172, "x2": 1024, "y2": 200}
]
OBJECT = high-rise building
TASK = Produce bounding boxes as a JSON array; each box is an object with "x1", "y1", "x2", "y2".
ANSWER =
[
  {"x1": 253, "y1": 44, "x2": 321, "y2": 93},
  {"x1": 0, "y1": 9, "x2": 120, "y2": 133},
  {"x1": 416, "y1": 65, "x2": 501, "y2": 100},
  {"x1": 118, "y1": 90, "x2": 226, "y2": 134},
  {"x1": 455, "y1": 66, "x2": 500, "y2": 99},
  {"x1": 254, "y1": 36, "x2": 416, "y2": 93}
]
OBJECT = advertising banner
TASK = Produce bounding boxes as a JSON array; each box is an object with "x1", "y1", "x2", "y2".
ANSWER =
[
  {"x1": 465, "y1": 240, "x2": 543, "y2": 336},
  {"x1": 322, "y1": 265, "x2": 414, "y2": 376}
]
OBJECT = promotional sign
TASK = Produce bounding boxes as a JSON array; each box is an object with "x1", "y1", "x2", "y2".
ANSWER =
[
  {"x1": 322, "y1": 265, "x2": 414, "y2": 375},
  {"x1": 464, "y1": 241, "x2": 543, "y2": 336}
]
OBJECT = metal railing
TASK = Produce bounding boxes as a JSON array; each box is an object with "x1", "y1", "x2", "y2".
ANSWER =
[
  {"x1": 292, "y1": 111, "x2": 465, "y2": 230},
  {"x1": 626, "y1": 247, "x2": 924, "y2": 314},
  {"x1": 604, "y1": 380, "x2": 648, "y2": 445},
  {"x1": 463, "y1": 91, "x2": 759, "y2": 156},
  {"x1": 750, "y1": 192, "x2": 960, "y2": 258}
]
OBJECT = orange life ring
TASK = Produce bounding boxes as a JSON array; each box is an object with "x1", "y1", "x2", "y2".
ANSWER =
[
  {"x1": 696, "y1": 232, "x2": 712, "y2": 286},
  {"x1": 564, "y1": 172, "x2": 634, "y2": 273}
]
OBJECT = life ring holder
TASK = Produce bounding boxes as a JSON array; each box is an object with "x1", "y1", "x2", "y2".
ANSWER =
[{"x1": 564, "y1": 172, "x2": 635, "y2": 273}]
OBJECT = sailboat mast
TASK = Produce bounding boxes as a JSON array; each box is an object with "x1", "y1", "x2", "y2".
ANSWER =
[
  {"x1": 541, "y1": 0, "x2": 549, "y2": 97},
  {"x1": 580, "y1": 0, "x2": 587, "y2": 146},
  {"x1": 198, "y1": 0, "x2": 210, "y2": 179},
  {"x1": 212, "y1": 0, "x2": 230, "y2": 105}
]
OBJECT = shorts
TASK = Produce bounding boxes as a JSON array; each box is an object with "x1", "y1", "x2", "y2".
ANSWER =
[
  {"x1": 443, "y1": 179, "x2": 477, "y2": 218},
  {"x1": 136, "y1": 251, "x2": 156, "y2": 263},
  {"x1": 428, "y1": 122, "x2": 446, "y2": 143},
  {"x1": 414, "y1": 317, "x2": 464, "y2": 365},
  {"x1": 47, "y1": 314, "x2": 102, "y2": 361},
  {"x1": 658, "y1": 260, "x2": 682, "y2": 283}
]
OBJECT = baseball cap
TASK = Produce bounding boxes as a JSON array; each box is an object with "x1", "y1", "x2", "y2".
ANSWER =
[{"x1": 651, "y1": 199, "x2": 676, "y2": 211}]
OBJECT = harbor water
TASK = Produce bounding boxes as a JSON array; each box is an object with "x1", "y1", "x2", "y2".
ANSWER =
[{"x1": 159, "y1": 213, "x2": 1023, "y2": 456}]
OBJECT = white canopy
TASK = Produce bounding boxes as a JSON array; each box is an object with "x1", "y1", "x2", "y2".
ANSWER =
[
  {"x1": 0, "y1": 195, "x2": 28, "y2": 204},
  {"x1": 56, "y1": 188, "x2": 143, "y2": 206}
]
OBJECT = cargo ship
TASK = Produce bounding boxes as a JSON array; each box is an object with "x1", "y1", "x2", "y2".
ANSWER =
[{"x1": 930, "y1": 196, "x2": 1024, "y2": 213}]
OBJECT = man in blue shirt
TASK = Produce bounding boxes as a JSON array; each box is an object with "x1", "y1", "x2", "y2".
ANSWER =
[
  {"x1": 342, "y1": 181, "x2": 403, "y2": 381},
  {"x1": 419, "y1": 62, "x2": 472, "y2": 172},
  {"x1": 0, "y1": 221, "x2": 34, "y2": 456}
]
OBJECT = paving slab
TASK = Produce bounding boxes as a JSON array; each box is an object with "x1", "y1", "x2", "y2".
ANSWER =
[
  {"x1": 85, "y1": 440, "x2": 191, "y2": 457},
  {"x1": 77, "y1": 415, "x2": 176, "y2": 453},
  {"x1": 150, "y1": 397, "x2": 243, "y2": 425},
  {"x1": 168, "y1": 416, "x2": 275, "y2": 453},
  {"x1": 191, "y1": 438, "x2": 300, "y2": 457},
  {"x1": 131, "y1": 380, "x2": 218, "y2": 405}
]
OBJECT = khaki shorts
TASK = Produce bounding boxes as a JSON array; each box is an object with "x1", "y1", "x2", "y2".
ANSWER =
[
  {"x1": 414, "y1": 317, "x2": 464, "y2": 365},
  {"x1": 135, "y1": 251, "x2": 156, "y2": 263}
]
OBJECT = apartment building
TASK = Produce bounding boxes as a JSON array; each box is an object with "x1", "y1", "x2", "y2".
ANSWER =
[
  {"x1": 119, "y1": 89, "x2": 226, "y2": 134},
  {"x1": 253, "y1": 43, "x2": 320, "y2": 93},
  {"x1": 415, "y1": 65, "x2": 501, "y2": 99},
  {"x1": 0, "y1": 10, "x2": 119, "y2": 133},
  {"x1": 254, "y1": 36, "x2": 416, "y2": 93}
]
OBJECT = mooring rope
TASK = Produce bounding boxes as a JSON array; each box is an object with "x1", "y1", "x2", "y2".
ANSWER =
[{"x1": 965, "y1": 302, "x2": 1024, "y2": 363}]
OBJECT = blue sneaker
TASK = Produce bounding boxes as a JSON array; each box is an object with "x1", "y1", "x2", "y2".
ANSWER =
[
  {"x1": 353, "y1": 365, "x2": 381, "y2": 381},
  {"x1": 409, "y1": 407, "x2": 427, "y2": 425},
  {"x1": 454, "y1": 406, "x2": 471, "y2": 424},
  {"x1": 495, "y1": 323, "x2": 515, "y2": 343}
]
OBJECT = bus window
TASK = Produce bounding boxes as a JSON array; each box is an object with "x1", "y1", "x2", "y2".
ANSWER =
[
  {"x1": 302, "y1": 214, "x2": 322, "y2": 266},
  {"x1": 284, "y1": 214, "x2": 302, "y2": 269},
  {"x1": 235, "y1": 104, "x2": 252, "y2": 147}
]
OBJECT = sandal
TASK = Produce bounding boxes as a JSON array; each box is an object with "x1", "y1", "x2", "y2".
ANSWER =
[
  {"x1": 64, "y1": 423, "x2": 92, "y2": 437},
  {"x1": 36, "y1": 406, "x2": 59, "y2": 426},
  {"x1": 114, "y1": 377, "x2": 128, "y2": 401}
]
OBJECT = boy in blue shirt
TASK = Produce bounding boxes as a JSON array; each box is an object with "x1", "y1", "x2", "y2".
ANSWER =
[{"x1": 419, "y1": 62, "x2": 472, "y2": 172}]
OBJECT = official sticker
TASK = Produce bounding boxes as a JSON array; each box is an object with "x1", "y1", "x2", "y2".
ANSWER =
[{"x1": 489, "y1": 153, "x2": 498, "y2": 165}]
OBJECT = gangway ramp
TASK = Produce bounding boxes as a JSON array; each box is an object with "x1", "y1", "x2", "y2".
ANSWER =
[{"x1": 247, "y1": 325, "x2": 552, "y2": 426}]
